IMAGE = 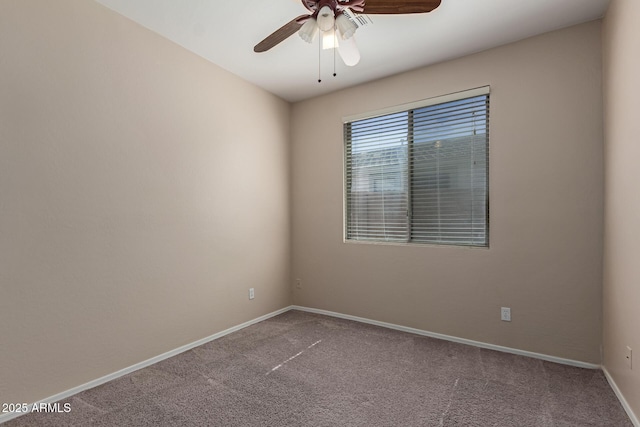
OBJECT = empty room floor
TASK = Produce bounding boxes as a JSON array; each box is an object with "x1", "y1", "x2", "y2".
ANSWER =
[{"x1": 5, "y1": 310, "x2": 632, "y2": 426}]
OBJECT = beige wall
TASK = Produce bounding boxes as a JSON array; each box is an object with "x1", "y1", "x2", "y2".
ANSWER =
[
  {"x1": 0, "y1": 0, "x2": 291, "y2": 403},
  {"x1": 603, "y1": 0, "x2": 640, "y2": 417},
  {"x1": 291, "y1": 21, "x2": 604, "y2": 363}
]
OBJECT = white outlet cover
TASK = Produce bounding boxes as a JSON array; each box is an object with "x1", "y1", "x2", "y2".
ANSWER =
[{"x1": 501, "y1": 307, "x2": 511, "y2": 322}]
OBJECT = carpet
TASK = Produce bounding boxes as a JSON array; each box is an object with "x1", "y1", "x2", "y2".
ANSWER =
[{"x1": 4, "y1": 310, "x2": 633, "y2": 426}]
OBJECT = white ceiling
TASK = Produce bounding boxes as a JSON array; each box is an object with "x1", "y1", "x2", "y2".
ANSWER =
[{"x1": 94, "y1": 0, "x2": 610, "y2": 102}]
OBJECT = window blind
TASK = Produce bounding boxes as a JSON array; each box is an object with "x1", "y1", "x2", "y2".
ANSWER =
[{"x1": 344, "y1": 88, "x2": 489, "y2": 247}]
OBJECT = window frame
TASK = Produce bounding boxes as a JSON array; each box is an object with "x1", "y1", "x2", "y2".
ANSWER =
[{"x1": 342, "y1": 86, "x2": 490, "y2": 248}]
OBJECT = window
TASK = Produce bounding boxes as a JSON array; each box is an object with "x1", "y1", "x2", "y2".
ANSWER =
[{"x1": 344, "y1": 87, "x2": 489, "y2": 247}]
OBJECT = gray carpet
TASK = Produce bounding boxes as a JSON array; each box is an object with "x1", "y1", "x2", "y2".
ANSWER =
[{"x1": 5, "y1": 310, "x2": 633, "y2": 426}]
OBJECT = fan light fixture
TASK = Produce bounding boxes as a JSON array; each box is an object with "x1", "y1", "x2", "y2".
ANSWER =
[
  {"x1": 299, "y1": 18, "x2": 319, "y2": 43},
  {"x1": 335, "y1": 13, "x2": 357, "y2": 40},
  {"x1": 316, "y1": 6, "x2": 335, "y2": 32},
  {"x1": 322, "y1": 30, "x2": 338, "y2": 50},
  {"x1": 337, "y1": 35, "x2": 360, "y2": 66},
  {"x1": 298, "y1": 6, "x2": 360, "y2": 69},
  {"x1": 254, "y1": 0, "x2": 442, "y2": 78},
  {"x1": 299, "y1": 9, "x2": 357, "y2": 46},
  {"x1": 254, "y1": 0, "x2": 442, "y2": 54}
]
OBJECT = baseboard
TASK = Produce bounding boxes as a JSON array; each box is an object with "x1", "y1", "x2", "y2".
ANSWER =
[
  {"x1": 0, "y1": 306, "x2": 293, "y2": 425},
  {"x1": 291, "y1": 305, "x2": 601, "y2": 370},
  {"x1": 602, "y1": 367, "x2": 640, "y2": 427}
]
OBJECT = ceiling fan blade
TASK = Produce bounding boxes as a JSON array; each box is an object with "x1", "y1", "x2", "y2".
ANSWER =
[
  {"x1": 361, "y1": 0, "x2": 441, "y2": 14},
  {"x1": 254, "y1": 15, "x2": 309, "y2": 53}
]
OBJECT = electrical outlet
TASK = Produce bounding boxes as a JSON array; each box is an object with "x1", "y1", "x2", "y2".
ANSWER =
[
  {"x1": 249, "y1": 288, "x2": 254, "y2": 300},
  {"x1": 626, "y1": 346, "x2": 632, "y2": 370},
  {"x1": 296, "y1": 279, "x2": 302, "y2": 290},
  {"x1": 501, "y1": 307, "x2": 511, "y2": 322}
]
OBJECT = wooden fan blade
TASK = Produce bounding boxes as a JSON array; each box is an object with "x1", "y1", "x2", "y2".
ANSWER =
[
  {"x1": 362, "y1": 0, "x2": 441, "y2": 14},
  {"x1": 254, "y1": 15, "x2": 308, "y2": 53}
]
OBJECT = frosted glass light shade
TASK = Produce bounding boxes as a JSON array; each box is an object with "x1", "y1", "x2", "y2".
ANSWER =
[
  {"x1": 317, "y1": 6, "x2": 335, "y2": 32},
  {"x1": 336, "y1": 13, "x2": 357, "y2": 40},
  {"x1": 338, "y1": 35, "x2": 360, "y2": 66},
  {"x1": 322, "y1": 30, "x2": 338, "y2": 50},
  {"x1": 298, "y1": 18, "x2": 318, "y2": 43}
]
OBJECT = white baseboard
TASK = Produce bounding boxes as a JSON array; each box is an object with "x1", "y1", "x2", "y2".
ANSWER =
[
  {"x1": 603, "y1": 367, "x2": 640, "y2": 427},
  {"x1": 291, "y1": 305, "x2": 601, "y2": 370},
  {"x1": 0, "y1": 306, "x2": 293, "y2": 425}
]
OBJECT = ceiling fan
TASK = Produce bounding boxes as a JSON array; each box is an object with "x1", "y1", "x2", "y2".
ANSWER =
[{"x1": 254, "y1": 0, "x2": 442, "y2": 67}]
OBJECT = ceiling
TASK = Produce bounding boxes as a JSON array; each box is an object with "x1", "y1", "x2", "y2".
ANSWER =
[{"x1": 94, "y1": 0, "x2": 610, "y2": 102}]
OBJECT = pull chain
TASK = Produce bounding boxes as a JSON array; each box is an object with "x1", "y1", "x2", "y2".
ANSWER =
[
  {"x1": 333, "y1": 29, "x2": 337, "y2": 77},
  {"x1": 318, "y1": 36, "x2": 322, "y2": 83}
]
